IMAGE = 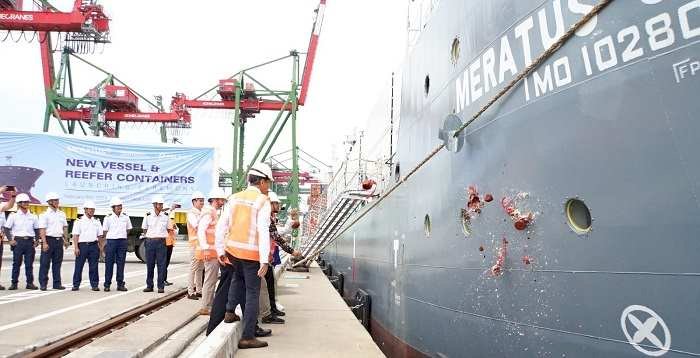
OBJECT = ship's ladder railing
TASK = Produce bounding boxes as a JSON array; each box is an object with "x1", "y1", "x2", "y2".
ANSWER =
[{"x1": 300, "y1": 191, "x2": 372, "y2": 258}]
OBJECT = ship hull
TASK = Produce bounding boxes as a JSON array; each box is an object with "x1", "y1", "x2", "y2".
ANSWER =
[{"x1": 323, "y1": 1, "x2": 700, "y2": 357}]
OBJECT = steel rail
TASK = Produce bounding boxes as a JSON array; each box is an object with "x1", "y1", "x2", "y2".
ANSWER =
[{"x1": 25, "y1": 288, "x2": 187, "y2": 358}]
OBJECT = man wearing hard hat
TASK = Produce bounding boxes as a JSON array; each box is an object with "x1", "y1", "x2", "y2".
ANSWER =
[
  {"x1": 163, "y1": 201, "x2": 181, "y2": 286},
  {"x1": 102, "y1": 197, "x2": 132, "y2": 292},
  {"x1": 71, "y1": 200, "x2": 103, "y2": 291},
  {"x1": 37, "y1": 192, "x2": 68, "y2": 291},
  {"x1": 215, "y1": 162, "x2": 274, "y2": 349},
  {"x1": 3, "y1": 193, "x2": 39, "y2": 290},
  {"x1": 187, "y1": 191, "x2": 205, "y2": 300},
  {"x1": 196, "y1": 188, "x2": 227, "y2": 315},
  {"x1": 142, "y1": 195, "x2": 169, "y2": 293}
]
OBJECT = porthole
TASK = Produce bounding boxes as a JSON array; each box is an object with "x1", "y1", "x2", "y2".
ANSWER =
[
  {"x1": 424, "y1": 75, "x2": 430, "y2": 96},
  {"x1": 565, "y1": 198, "x2": 592, "y2": 234},
  {"x1": 394, "y1": 162, "x2": 401, "y2": 182},
  {"x1": 450, "y1": 37, "x2": 460, "y2": 65},
  {"x1": 424, "y1": 214, "x2": 431, "y2": 237},
  {"x1": 460, "y1": 209, "x2": 471, "y2": 236}
]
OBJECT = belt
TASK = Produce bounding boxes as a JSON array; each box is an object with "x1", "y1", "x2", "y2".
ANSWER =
[
  {"x1": 14, "y1": 236, "x2": 33, "y2": 240},
  {"x1": 79, "y1": 241, "x2": 98, "y2": 245},
  {"x1": 146, "y1": 237, "x2": 166, "y2": 241},
  {"x1": 106, "y1": 238, "x2": 127, "y2": 240},
  {"x1": 47, "y1": 236, "x2": 63, "y2": 239}
]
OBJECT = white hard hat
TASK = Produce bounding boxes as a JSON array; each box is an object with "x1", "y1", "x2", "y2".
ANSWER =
[
  {"x1": 45, "y1": 192, "x2": 60, "y2": 202},
  {"x1": 208, "y1": 188, "x2": 227, "y2": 200},
  {"x1": 151, "y1": 195, "x2": 165, "y2": 204},
  {"x1": 248, "y1": 162, "x2": 274, "y2": 182},
  {"x1": 268, "y1": 191, "x2": 280, "y2": 203},
  {"x1": 83, "y1": 200, "x2": 96, "y2": 209},
  {"x1": 109, "y1": 197, "x2": 123, "y2": 206},
  {"x1": 191, "y1": 191, "x2": 205, "y2": 200},
  {"x1": 16, "y1": 193, "x2": 30, "y2": 202}
]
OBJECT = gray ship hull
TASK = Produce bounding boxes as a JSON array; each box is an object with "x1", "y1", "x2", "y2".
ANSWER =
[{"x1": 322, "y1": 1, "x2": 700, "y2": 357}]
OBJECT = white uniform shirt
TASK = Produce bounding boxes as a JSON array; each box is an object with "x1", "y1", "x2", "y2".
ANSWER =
[
  {"x1": 102, "y1": 213, "x2": 133, "y2": 239},
  {"x1": 38, "y1": 208, "x2": 68, "y2": 237},
  {"x1": 142, "y1": 211, "x2": 170, "y2": 238},
  {"x1": 214, "y1": 186, "x2": 271, "y2": 263},
  {"x1": 0, "y1": 213, "x2": 5, "y2": 240},
  {"x1": 72, "y1": 215, "x2": 102, "y2": 242},
  {"x1": 4, "y1": 209, "x2": 39, "y2": 237}
]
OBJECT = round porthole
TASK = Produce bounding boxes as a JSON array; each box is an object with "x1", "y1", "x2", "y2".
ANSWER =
[
  {"x1": 460, "y1": 209, "x2": 471, "y2": 236},
  {"x1": 450, "y1": 37, "x2": 460, "y2": 65},
  {"x1": 424, "y1": 75, "x2": 430, "y2": 96},
  {"x1": 565, "y1": 198, "x2": 592, "y2": 234},
  {"x1": 424, "y1": 214, "x2": 431, "y2": 237}
]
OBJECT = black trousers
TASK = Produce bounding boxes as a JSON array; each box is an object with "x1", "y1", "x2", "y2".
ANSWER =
[
  {"x1": 206, "y1": 261, "x2": 234, "y2": 335},
  {"x1": 265, "y1": 266, "x2": 276, "y2": 312},
  {"x1": 163, "y1": 244, "x2": 173, "y2": 281}
]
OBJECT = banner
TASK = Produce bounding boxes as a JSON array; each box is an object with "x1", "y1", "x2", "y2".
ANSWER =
[{"x1": 0, "y1": 131, "x2": 215, "y2": 210}]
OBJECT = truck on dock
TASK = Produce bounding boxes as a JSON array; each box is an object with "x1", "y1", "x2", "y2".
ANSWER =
[{"x1": 0, "y1": 131, "x2": 216, "y2": 262}]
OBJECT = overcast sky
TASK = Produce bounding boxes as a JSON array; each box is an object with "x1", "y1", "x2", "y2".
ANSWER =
[{"x1": 0, "y1": 0, "x2": 408, "y2": 177}]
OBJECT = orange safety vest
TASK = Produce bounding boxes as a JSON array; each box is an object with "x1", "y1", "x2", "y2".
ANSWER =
[
  {"x1": 225, "y1": 188, "x2": 268, "y2": 261},
  {"x1": 166, "y1": 218, "x2": 176, "y2": 246},
  {"x1": 187, "y1": 207, "x2": 201, "y2": 248},
  {"x1": 195, "y1": 206, "x2": 218, "y2": 260}
]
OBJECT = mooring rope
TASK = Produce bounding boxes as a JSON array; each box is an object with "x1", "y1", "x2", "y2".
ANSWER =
[{"x1": 294, "y1": 0, "x2": 614, "y2": 267}]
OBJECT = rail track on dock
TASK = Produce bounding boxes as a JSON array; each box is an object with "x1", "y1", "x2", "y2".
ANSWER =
[{"x1": 23, "y1": 288, "x2": 188, "y2": 358}]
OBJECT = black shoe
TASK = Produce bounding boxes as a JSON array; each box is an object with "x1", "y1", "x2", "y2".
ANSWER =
[
  {"x1": 187, "y1": 294, "x2": 200, "y2": 300},
  {"x1": 71, "y1": 287, "x2": 79, "y2": 291},
  {"x1": 8, "y1": 284, "x2": 17, "y2": 290},
  {"x1": 53, "y1": 286, "x2": 66, "y2": 290},
  {"x1": 91, "y1": 287, "x2": 100, "y2": 291},
  {"x1": 157, "y1": 288, "x2": 165, "y2": 293},
  {"x1": 117, "y1": 286, "x2": 128, "y2": 292},
  {"x1": 164, "y1": 281, "x2": 173, "y2": 286},
  {"x1": 104, "y1": 287, "x2": 110, "y2": 292},
  {"x1": 196, "y1": 293, "x2": 202, "y2": 298},
  {"x1": 271, "y1": 309, "x2": 285, "y2": 317},
  {"x1": 255, "y1": 326, "x2": 272, "y2": 337},
  {"x1": 0, "y1": 285, "x2": 5, "y2": 290},
  {"x1": 40, "y1": 286, "x2": 47, "y2": 291},
  {"x1": 261, "y1": 314, "x2": 285, "y2": 324},
  {"x1": 26, "y1": 284, "x2": 38, "y2": 290},
  {"x1": 143, "y1": 287, "x2": 154, "y2": 292}
]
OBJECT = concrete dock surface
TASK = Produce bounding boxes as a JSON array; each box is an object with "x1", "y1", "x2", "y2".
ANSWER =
[
  {"x1": 235, "y1": 264, "x2": 384, "y2": 358},
  {"x1": 0, "y1": 242, "x2": 192, "y2": 357}
]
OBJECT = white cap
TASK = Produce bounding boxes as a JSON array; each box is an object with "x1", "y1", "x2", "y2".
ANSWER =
[
  {"x1": 171, "y1": 200, "x2": 182, "y2": 208},
  {"x1": 268, "y1": 191, "x2": 280, "y2": 203},
  {"x1": 248, "y1": 162, "x2": 274, "y2": 182},
  {"x1": 208, "y1": 188, "x2": 227, "y2": 200},
  {"x1": 191, "y1": 191, "x2": 205, "y2": 200},
  {"x1": 109, "y1": 197, "x2": 123, "y2": 206},
  {"x1": 16, "y1": 193, "x2": 30, "y2": 202},
  {"x1": 45, "y1": 192, "x2": 60, "y2": 201},
  {"x1": 151, "y1": 195, "x2": 165, "y2": 204},
  {"x1": 83, "y1": 200, "x2": 96, "y2": 209}
]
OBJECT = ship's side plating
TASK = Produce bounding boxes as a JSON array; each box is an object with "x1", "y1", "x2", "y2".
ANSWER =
[{"x1": 324, "y1": 1, "x2": 700, "y2": 357}]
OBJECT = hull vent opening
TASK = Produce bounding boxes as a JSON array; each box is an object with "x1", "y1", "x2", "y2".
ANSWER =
[
  {"x1": 424, "y1": 214, "x2": 431, "y2": 237},
  {"x1": 566, "y1": 198, "x2": 592, "y2": 234},
  {"x1": 424, "y1": 75, "x2": 430, "y2": 96},
  {"x1": 450, "y1": 37, "x2": 460, "y2": 65}
]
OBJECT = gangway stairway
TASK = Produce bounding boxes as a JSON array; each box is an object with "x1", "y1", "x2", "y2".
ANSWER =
[{"x1": 300, "y1": 191, "x2": 374, "y2": 261}]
